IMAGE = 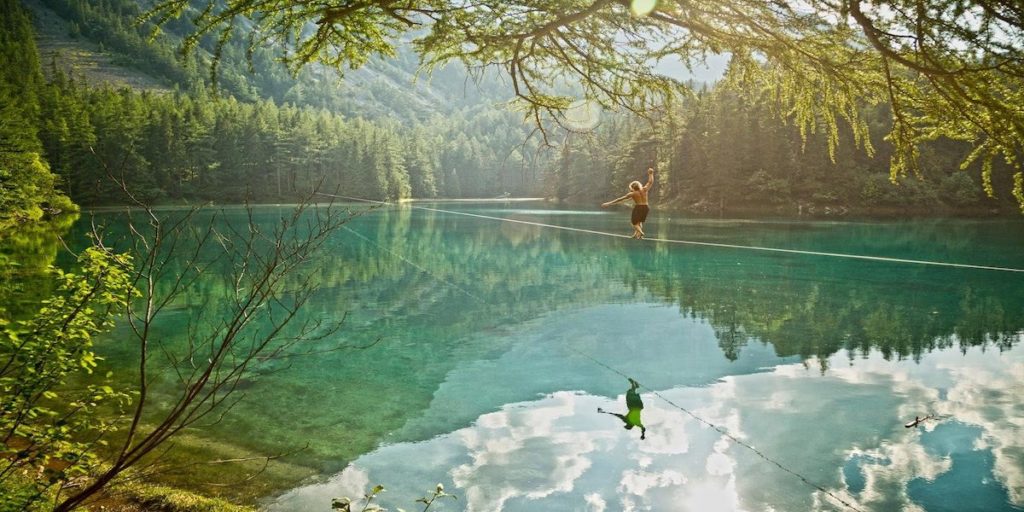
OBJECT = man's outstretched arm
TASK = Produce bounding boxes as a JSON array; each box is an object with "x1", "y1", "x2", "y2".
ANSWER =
[{"x1": 602, "y1": 194, "x2": 631, "y2": 207}]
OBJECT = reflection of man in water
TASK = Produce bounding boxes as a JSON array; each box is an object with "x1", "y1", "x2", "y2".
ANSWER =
[{"x1": 598, "y1": 378, "x2": 646, "y2": 440}]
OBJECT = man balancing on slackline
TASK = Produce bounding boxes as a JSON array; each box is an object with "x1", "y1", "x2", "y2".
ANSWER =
[{"x1": 601, "y1": 167, "x2": 654, "y2": 239}]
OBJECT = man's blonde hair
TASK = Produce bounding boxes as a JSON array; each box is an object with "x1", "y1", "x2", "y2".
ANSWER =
[{"x1": 629, "y1": 181, "x2": 642, "y2": 191}]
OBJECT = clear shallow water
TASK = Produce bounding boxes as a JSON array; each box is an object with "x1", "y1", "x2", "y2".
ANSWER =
[{"x1": 64, "y1": 204, "x2": 1024, "y2": 510}]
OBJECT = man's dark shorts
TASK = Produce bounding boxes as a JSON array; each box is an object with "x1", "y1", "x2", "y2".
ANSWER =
[{"x1": 631, "y1": 205, "x2": 650, "y2": 225}]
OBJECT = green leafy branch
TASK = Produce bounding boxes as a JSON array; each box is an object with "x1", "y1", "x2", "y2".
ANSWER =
[{"x1": 332, "y1": 483, "x2": 457, "y2": 512}]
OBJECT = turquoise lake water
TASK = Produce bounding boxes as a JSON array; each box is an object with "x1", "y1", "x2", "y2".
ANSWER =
[{"x1": 68, "y1": 203, "x2": 1024, "y2": 511}]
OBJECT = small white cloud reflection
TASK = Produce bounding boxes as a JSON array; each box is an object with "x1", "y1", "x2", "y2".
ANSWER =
[
  {"x1": 451, "y1": 391, "x2": 601, "y2": 511},
  {"x1": 617, "y1": 468, "x2": 687, "y2": 496},
  {"x1": 583, "y1": 492, "x2": 606, "y2": 512},
  {"x1": 706, "y1": 439, "x2": 735, "y2": 476},
  {"x1": 635, "y1": 406, "x2": 690, "y2": 455},
  {"x1": 332, "y1": 466, "x2": 370, "y2": 503},
  {"x1": 268, "y1": 346, "x2": 1024, "y2": 511},
  {"x1": 681, "y1": 474, "x2": 741, "y2": 512},
  {"x1": 845, "y1": 439, "x2": 951, "y2": 510},
  {"x1": 765, "y1": 389, "x2": 795, "y2": 410}
]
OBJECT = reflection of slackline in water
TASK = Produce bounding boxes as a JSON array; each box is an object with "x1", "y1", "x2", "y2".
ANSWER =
[
  {"x1": 317, "y1": 192, "x2": 1024, "y2": 274},
  {"x1": 311, "y1": 193, "x2": 1010, "y2": 512},
  {"x1": 601, "y1": 167, "x2": 655, "y2": 239},
  {"x1": 598, "y1": 378, "x2": 647, "y2": 440}
]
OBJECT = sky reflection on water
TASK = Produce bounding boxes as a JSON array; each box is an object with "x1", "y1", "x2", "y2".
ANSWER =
[
  {"x1": 34, "y1": 205, "x2": 1022, "y2": 507},
  {"x1": 268, "y1": 304, "x2": 1023, "y2": 512}
]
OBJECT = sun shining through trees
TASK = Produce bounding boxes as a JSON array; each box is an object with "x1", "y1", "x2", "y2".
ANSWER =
[
  {"x1": 630, "y1": 0, "x2": 658, "y2": 17},
  {"x1": 3, "y1": 0, "x2": 1024, "y2": 511},
  {"x1": 144, "y1": 0, "x2": 1024, "y2": 209}
]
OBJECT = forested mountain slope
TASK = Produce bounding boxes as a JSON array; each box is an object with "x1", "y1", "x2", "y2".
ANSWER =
[
  {"x1": 23, "y1": 0, "x2": 514, "y2": 120},
  {"x1": 23, "y1": 0, "x2": 170, "y2": 91},
  {"x1": 10, "y1": 0, "x2": 550, "y2": 206},
  {"x1": 0, "y1": 0, "x2": 74, "y2": 228},
  {"x1": 9, "y1": 0, "x2": 1019, "y2": 214}
]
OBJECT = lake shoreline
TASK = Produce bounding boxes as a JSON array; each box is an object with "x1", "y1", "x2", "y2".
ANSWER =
[{"x1": 75, "y1": 196, "x2": 1022, "y2": 220}]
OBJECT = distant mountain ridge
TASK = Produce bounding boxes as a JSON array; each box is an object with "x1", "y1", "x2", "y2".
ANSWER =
[{"x1": 22, "y1": 0, "x2": 515, "y2": 121}]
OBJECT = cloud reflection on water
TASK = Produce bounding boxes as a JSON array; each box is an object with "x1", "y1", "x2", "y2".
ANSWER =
[
  {"x1": 819, "y1": 349, "x2": 1024, "y2": 509},
  {"x1": 267, "y1": 345, "x2": 1023, "y2": 512},
  {"x1": 451, "y1": 392, "x2": 602, "y2": 511}
]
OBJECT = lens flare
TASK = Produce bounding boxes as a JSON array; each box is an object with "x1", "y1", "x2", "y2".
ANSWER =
[
  {"x1": 562, "y1": 99, "x2": 602, "y2": 132},
  {"x1": 631, "y1": 0, "x2": 657, "y2": 16}
]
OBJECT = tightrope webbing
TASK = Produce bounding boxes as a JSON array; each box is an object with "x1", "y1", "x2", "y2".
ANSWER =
[
  {"x1": 331, "y1": 194, "x2": 868, "y2": 511},
  {"x1": 341, "y1": 226, "x2": 484, "y2": 302},
  {"x1": 317, "y1": 193, "x2": 1024, "y2": 274},
  {"x1": 565, "y1": 347, "x2": 866, "y2": 512}
]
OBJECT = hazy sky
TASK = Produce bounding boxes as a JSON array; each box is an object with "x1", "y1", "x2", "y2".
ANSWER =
[{"x1": 653, "y1": 53, "x2": 729, "y2": 85}]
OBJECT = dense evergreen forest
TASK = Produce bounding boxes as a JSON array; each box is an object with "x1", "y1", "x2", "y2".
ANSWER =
[
  {"x1": 551, "y1": 87, "x2": 1007, "y2": 214},
  {"x1": 5, "y1": 0, "x2": 550, "y2": 213},
  {"x1": 35, "y1": 75, "x2": 544, "y2": 205},
  {"x1": 0, "y1": 0, "x2": 74, "y2": 229},
  {"x1": 2, "y1": 0, "x2": 1019, "y2": 220},
  {"x1": 2, "y1": 1, "x2": 1023, "y2": 510}
]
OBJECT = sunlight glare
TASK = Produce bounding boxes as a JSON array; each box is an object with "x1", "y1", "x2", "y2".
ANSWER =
[
  {"x1": 563, "y1": 99, "x2": 602, "y2": 132},
  {"x1": 631, "y1": 0, "x2": 657, "y2": 16}
]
